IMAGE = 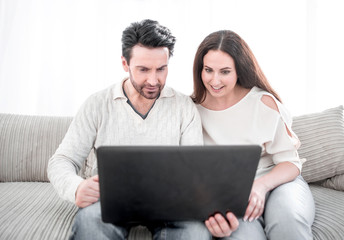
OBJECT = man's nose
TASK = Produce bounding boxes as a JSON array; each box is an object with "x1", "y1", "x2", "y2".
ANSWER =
[{"x1": 147, "y1": 72, "x2": 159, "y2": 86}]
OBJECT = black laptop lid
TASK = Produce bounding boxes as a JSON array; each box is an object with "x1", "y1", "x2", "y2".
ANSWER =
[{"x1": 96, "y1": 145, "x2": 261, "y2": 224}]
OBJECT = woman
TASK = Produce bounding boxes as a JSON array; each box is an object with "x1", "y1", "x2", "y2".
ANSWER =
[{"x1": 192, "y1": 30, "x2": 315, "y2": 239}]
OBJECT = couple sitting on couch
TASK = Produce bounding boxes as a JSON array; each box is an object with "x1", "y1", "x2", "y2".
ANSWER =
[{"x1": 47, "y1": 19, "x2": 315, "y2": 240}]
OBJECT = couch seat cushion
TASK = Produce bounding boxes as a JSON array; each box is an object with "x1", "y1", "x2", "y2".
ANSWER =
[
  {"x1": 309, "y1": 184, "x2": 344, "y2": 240},
  {"x1": 2, "y1": 182, "x2": 342, "y2": 240},
  {"x1": 0, "y1": 182, "x2": 77, "y2": 240}
]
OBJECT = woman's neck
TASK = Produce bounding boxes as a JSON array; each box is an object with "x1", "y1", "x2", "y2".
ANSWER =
[{"x1": 201, "y1": 85, "x2": 251, "y2": 111}]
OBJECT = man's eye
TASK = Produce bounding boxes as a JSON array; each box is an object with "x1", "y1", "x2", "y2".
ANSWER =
[
  {"x1": 140, "y1": 68, "x2": 148, "y2": 72},
  {"x1": 157, "y1": 67, "x2": 165, "y2": 72}
]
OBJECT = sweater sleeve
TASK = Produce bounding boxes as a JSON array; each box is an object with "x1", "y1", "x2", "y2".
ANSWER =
[
  {"x1": 47, "y1": 95, "x2": 99, "y2": 203},
  {"x1": 179, "y1": 97, "x2": 203, "y2": 145}
]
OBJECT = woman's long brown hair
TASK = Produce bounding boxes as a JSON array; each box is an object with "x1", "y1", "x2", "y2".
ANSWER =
[{"x1": 192, "y1": 30, "x2": 281, "y2": 104}]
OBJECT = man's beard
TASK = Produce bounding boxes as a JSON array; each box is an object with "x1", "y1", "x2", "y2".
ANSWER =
[{"x1": 129, "y1": 74, "x2": 163, "y2": 99}]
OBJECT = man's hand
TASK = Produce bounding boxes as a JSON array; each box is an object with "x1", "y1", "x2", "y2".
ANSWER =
[
  {"x1": 75, "y1": 175, "x2": 100, "y2": 208},
  {"x1": 205, "y1": 212, "x2": 239, "y2": 238}
]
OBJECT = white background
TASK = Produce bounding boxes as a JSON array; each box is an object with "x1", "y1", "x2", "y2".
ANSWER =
[{"x1": 0, "y1": 0, "x2": 343, "y2": 116}]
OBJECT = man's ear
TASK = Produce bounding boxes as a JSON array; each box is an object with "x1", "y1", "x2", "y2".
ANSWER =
[{"x1": 121, "y1": 56, "x2": 129, "y2": 72}]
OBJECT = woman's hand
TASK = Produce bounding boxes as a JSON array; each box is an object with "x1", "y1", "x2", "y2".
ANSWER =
[
  {"x1": 244, "y1": 178, "x2": 269, "y2": 222},
  {"x1": 205, "y1": 212, "x2": 239, "y2": 238}
]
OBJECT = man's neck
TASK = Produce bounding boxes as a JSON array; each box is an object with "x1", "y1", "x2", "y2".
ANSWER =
[{"x1": 123, "y1": 79, "x2": 157, "y2": 116}]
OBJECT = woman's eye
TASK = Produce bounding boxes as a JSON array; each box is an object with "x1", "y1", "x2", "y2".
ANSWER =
[
  {"x1": 205, "y1": 68, "x2": 212, "y2": 73},
  {"x1": 222, "y1": 70, "x2": 230, "y2": 74}
]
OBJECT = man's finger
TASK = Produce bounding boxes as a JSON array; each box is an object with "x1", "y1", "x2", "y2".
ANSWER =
[
  {"x1": 88, "y1": 180, "x2": 100, "y2": 192},
  {"x1": 92, "y1": 175, "x2": 99, "y2": 182},
  {"x1": 78, "y1": 200, "x2": 96, "y2": 208},
  {"x1": 84, "y1": 188, "x2": 100, "y2": 198}
]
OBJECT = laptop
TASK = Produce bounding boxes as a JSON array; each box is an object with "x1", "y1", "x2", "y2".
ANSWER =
[{"x1": 96, "y1": 145, "x2": 261, "y2": 224}]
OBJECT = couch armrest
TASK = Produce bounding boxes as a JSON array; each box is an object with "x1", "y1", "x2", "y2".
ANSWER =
[{"x1": 0, "y1": 114, "x2": 72, "y2": 182}]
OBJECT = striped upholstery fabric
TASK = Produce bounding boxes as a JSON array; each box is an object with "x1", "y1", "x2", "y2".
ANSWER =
[
  {"x1": 0, "y1": 114, "x2": 73, "y2": 182},
  {"x1": 1, "y1": 183, "x2": 343, "y2": 240},
  {"x1": 309, "y1": 184, "x2": 344, "y2": 240},
  {"x1": 292, "y1": 106, "x2": 344, "y2": 183},
  {"x1": 0, "y1": 182, "x2": 77, "y2": 240},
  {"x1": 128, "y1": 226, "x2": 151, "y2": 239},
  {"x1": 319, "y1": 173, "x2": 344, "y2": 191}
]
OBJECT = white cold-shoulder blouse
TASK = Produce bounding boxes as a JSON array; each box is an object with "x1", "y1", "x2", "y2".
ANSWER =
[{"x1": 196, "y1": 87, "x2": 304, "y2": 179}]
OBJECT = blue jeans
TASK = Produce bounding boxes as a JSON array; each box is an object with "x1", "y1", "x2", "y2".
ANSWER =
[
  {"x1": 225, "y1": 175, "x2": 315, "y2": 240},
  {"x1": 70, "y1": 201, "x2": 211, "y2": 240}
]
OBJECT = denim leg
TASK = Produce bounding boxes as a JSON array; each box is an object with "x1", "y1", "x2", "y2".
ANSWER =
[
  {"x1": 264, "y1": 175, "x2": 315, "y2": 240},
  {"x1": 69, "y1": 201, "x2": 129, "y2": 240},
  {"x1": 151, "y1": 221, "x2": 211, "y2": 240},
  {"x1": 225, "y1": 217, "x2": 267, "y2": 240}
]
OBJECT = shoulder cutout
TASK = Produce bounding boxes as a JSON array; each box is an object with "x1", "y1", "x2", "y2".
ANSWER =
[
  {"x1": 261, "y1": 95, "x2": 279, "y2": 112},
  {"x1": 261, "y1": 94, "x2": 293, "y2": 137}
]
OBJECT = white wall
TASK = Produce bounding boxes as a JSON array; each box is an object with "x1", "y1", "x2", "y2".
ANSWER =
[{"x1": 0, "y1": 0, "x2": 343, "y2": 116}]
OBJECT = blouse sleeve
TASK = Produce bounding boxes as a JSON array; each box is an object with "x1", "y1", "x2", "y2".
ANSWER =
[{"x1": 262, "y1": 96, "x2": 304, "y2": 173}]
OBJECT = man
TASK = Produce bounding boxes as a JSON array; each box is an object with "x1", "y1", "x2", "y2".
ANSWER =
[{"x1": 47, "y1": 19, "x2": 211, "y2": 240}]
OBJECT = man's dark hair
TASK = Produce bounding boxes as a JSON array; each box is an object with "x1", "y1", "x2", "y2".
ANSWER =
[{"x1": 121, "y1": 19, "x2": 176, "y2": 64}]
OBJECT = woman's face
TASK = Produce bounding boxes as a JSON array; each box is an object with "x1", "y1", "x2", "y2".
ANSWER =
[{"x1": 201, "y1": 50, "x2": 238, "y2": 100}]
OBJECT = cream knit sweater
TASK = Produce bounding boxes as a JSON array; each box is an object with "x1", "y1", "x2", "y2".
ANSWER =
[{"x1": 48, "y1": 78, "x2": 203, "y2": 203}]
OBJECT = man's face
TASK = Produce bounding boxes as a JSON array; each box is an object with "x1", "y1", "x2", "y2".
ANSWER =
[{"x1": 122, "y1": 45, "x2": 169, "y2": 99}]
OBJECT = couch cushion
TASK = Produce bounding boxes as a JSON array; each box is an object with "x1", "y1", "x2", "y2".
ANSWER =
[
  {"x1": 1, "y1": 184, "x2": 342, "y2": 240},
  {"x1": 0, "y1": 182, "x2": 78, "y2": 240},
  {"x1": 128, "y1": 226, "x2": 152, "y2": 240},
  {"x1": 0, "y1": 114, "x2": 72, "y2": 182},
  {"x1": 318, "y1": 173, "x2": 344, "y2": 191},
  {"x1": 292, "y1": 106, "x2": 344, "y2": 183},
  {"x1": 309, "y1": 184, "x2": 344, "y2": 240}
]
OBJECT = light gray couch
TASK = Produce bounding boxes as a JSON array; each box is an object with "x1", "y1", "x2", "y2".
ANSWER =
[{"x1": 1, "y1": 106, "x2": 344, "y2": 239}]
